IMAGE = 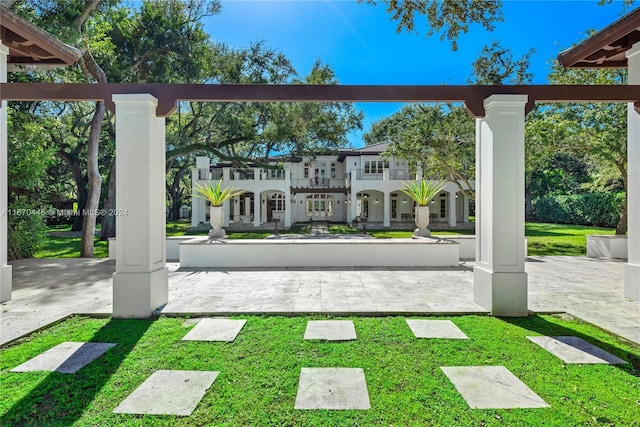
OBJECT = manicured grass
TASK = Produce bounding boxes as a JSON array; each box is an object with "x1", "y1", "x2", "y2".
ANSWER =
[
  {"x1": 1, "y1": 315, "x2": 638, "y2": 426},
  {"x1": 33, "y1": 236, "x2": 109, "y2": 259},
  {"x1": 525, "y1": 222, "x2": 614, "y2": 256}
]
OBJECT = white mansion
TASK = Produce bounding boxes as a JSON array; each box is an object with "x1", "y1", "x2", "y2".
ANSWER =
[{"x1": 191, "y1": 143, "x2": 472, "y2": 229}]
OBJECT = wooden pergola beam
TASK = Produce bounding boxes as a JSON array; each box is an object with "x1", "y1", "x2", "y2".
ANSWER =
[{"x1": 1, "y1": 83, "x2": 640, "y2": 117}]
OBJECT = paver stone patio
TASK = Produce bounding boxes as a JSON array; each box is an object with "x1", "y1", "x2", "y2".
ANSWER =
[
  {"x1": 113, "y1": 370, "x2": 219, "y2": 416},
  {"x1": 10, "y1": 342, "x2": 116, "y2": 374}
]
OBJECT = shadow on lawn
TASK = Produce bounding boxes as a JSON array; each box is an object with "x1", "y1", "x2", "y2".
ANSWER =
[
  {"x1": 1, "y1": 319, "x2": 152, "y2": 427},
  {"x1": 503, "y1": 314, "x2": 640, "y2": 378}
]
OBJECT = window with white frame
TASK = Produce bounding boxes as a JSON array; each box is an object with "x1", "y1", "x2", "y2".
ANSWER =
[
  {"x1": 271, "y1": 193, "x2": 285, "y2": 211},
  {"x1": 306, "y1": 194, "x2": 334, "y2": 217}
]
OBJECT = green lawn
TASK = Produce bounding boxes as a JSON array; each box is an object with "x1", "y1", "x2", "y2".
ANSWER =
[
  {"x1": 33, "y1": 221, "x2": 616, "y2": 258},
  {"x1": 525, "y1": 223, "x2": 615, "y2": 256},
  {"x1": 1, "y1": 315, "x2": 638, "y2": 426}
]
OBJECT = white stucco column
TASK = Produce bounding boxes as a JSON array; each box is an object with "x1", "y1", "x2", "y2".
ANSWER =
[
  {"x1": 463, "y1": 195, "x2": 470, "y2": 222},
  {"x1": 350, "y1": 190, "x2": 357, "y2": 222},
  {"x1": 626, "y1": 43, "x2": 640, "y2": 300},
  {"x1": 474, "y1": 95, "x2": 528, "y2": 316},
  {"x1": 284, "y1": 165, "x2": 292, "y2": 227},
  {"x1": 253, "y1": 192, "x2": 260, "y2": 227},
  {"x1": 448, "y1": 191, "x2": 457, "y2": 227},
  {"x1": 233, "y1": 196, "x2": 240, "y2": 222},
  {"x1": 0, "y1": 41, "x2": 11, "y2": 303},
  {"x1": 112, "y1": 94, "x2": 168, "y2": 318},
  {"x1": 383, "y1": 192, "x2": 390, "y2": 227}
]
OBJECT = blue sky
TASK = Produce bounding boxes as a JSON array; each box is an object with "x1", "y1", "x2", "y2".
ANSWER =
[{"x1": 203, "y1": 0, "x2": 629, "y2": 147}]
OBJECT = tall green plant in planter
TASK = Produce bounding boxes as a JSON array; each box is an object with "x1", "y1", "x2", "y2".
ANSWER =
[
  {"x1": 400, "y1": 180, "x2": 445, "y2": 237},
  {"x1": 194, "y1": 179, "x2": 245, "y2": 238}
]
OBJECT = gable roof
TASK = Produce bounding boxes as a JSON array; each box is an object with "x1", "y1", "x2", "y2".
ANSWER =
[
  {"x1": 558, "y1": 7, "x2": 640, "y2": 68},
  {"x1": 1, "y1": 4, "x2": 81, "y2": 70},
  {"x1": 357, "y1": 142, "x2": 390, "y2": 154}
]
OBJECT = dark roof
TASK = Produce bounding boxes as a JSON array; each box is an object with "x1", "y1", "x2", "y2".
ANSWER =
[
  {"x1": 1, "y1": 4, "x2": 81, "y2": 70},
  {"x1": 558, "y1": 7, "x2": 640, "y2": 68}
]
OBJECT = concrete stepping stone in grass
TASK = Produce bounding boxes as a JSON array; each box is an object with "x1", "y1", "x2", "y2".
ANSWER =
[
  {"x1": 182, "y1": 318, "x2": 246, "y2": 342},
  {"x1": 11, "y1": 342, "x2": 116, "y2": 374},
  {"x1": 303, "y1": 320, "x2": 356, "y2": 341},
  {"x1": 526, "y1": 336, "x2": 627, "y2": 364},
  {"x1": 441, "y1": 366, "x2": 549, "y2": 409},
  {"x1": 113, "y1": 370, "x2": 219, "y2": 416},
  {"x1": 295, "y1": 367, "x2": 370, "y2": 410},
  {"x1": 406, "y1": 319, "x2": 468, "y2": 339}
]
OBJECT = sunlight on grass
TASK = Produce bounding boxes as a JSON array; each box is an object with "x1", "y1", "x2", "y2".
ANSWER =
[{"x1": 1, "y1": 315, "x2": 638, "y2": 426}]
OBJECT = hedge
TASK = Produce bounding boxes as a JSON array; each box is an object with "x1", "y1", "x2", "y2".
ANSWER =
[{"x1": 531, "y1": 192, "x2": 624, "y2": 228}]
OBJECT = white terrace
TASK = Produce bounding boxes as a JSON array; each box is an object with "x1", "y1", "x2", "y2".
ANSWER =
[{"x1": 191, "y1": 143, "x2": 472, "y2": 229}]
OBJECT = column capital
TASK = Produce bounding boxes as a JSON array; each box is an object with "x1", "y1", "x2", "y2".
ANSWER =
[
  {"x1": 112, "y1": 93, "x2": 158, "y2": 106},
  {"x1": 483, "y1": 94, "x2": 528, "y2": 110}
]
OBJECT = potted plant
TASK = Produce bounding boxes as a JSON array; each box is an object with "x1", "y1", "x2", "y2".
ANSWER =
[
  {"x1": 194, "y1": 179, "x2": 245, "y2": 238},
  {"x1": 400, "y1": 179, "x2": 444, "y2": 237}
]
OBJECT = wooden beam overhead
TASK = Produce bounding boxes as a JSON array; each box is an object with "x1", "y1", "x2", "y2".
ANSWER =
[{"x1": 1, "y1": 83, "x2": 640, "y2": 117}]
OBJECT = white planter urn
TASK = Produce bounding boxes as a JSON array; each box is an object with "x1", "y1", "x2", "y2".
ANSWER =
[
  {"x1": 414, "y1": 205, "x2": 431, "y2": 237},
  {"x1": 209, "y1": 206, "x2": 226, "y2": 238}
]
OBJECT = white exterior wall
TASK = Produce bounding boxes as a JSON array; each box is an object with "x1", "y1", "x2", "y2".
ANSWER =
[
  {"x1": 0, "y1": 41, "x2": 10, "y2": 303},
  {"x1": 626, "y1": 42, "x2": 640, "y2": 300}
]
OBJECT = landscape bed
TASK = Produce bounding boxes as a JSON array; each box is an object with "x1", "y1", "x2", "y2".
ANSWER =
[{"x1": 1, "y1": 315, "x2": 638, "y2": 426}]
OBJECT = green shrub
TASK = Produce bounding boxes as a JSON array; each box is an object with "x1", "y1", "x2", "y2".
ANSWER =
[
  {"x1": 7, "y1": 197, "x2": 48, "y2": 260},
  {"x1": 531, "y1": 192, "x2": 624, "y2": 227}
]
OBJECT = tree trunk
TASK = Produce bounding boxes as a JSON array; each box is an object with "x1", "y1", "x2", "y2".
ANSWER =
[
  {"x1": 80, "y1": 101, "x2": 105, "y2": 257},
  {"x1": 616, "y1": 193, "x2": 627, "y2": 235},
  {"x1": 100, "y1": 157, "x2": 116, "y2": 240}
]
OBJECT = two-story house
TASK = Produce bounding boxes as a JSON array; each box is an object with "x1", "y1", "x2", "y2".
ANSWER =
[{"x1": 191, "y1": 143, "x2": 472, "y2": 229}]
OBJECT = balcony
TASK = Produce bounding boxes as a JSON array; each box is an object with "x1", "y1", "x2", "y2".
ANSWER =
[
  {"x1": 197, "y1": 168, "x2": 223, "y2": 181},
  {"x1": 355, "y1": 169, "x2": 412, "y2": 181}
]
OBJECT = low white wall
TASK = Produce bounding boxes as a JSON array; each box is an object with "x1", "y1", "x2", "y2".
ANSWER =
[
  {"x1": 109, "y1": 236, "x2": 195, "y2": 262},
  {"x1": 437, "y1": 236, "x2": 527, "y2": 260},
  {"x1": 586, "y1": 235, "x2": 628, "y2": 259},
  {"x1": 180, "y1": 237, "x2": 459, "y2": 268}
]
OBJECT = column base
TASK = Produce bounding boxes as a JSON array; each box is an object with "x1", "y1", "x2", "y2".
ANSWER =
[
  {"x1": 0, "y1": 264, "x2": 12, "y2": 303},
  {"x1": 112, "y1": 267, "x2": 168, "y2": 318},
  {"x1": 624, "y1": 263, "x2": 640, "y2": 301},
  {"x1": 474, "y1": 266, "x2": 528, "y2": 316}
]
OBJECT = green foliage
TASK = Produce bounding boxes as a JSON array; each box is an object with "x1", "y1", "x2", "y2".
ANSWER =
[
  {"x1": 1, "y1": 315, "x2": 638, "y2": 426},
  {"x1": 7, "y1": 197, "x2": 48, "y2": 260},
  {"x1": 400, "y1": 179, "x2": 445, "y2": 206},
  {"x1": 531, "y1": 193, "x2": 625, "y2": 228},
  {"x1": 360, "y1": 0, "x2": 503, "y2": 51},
  {"x1": 194, "y1": 179, "x2": 245, "y2": 207},
  {"x1": 469, "y1": 40, "x2": 535, "y2": 84}
]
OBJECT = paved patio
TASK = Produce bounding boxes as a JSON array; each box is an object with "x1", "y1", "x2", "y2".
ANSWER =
[{"x1": 1, "y1": 256, "x2": 638, "y2": 346}]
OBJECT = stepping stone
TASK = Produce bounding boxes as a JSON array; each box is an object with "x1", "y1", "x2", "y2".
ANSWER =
[
  {"x1": 303, "y1": 320, "x2": 356, "y2": 341},
  {"x1": 113, "y1": 370, "x2": 219, "y2": 416},
  {"x1": 441, "y1": 366, "x2": 548, "y2": 409},
  {"x1": 406, "y1": 319, "x2": 468, "y2": 339},
  {"x1": 11, "y1": 342, "x2": 116, "y2": 374},
  {"x1": 295, "y1": 367, "x2": 370, "y2": 410},
  {"x1": 527, "y1": 336, "x2": 627, "y2": 364},
  {"x1": 182, "y1": 318, "x2": 246, "y2": 342}
]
